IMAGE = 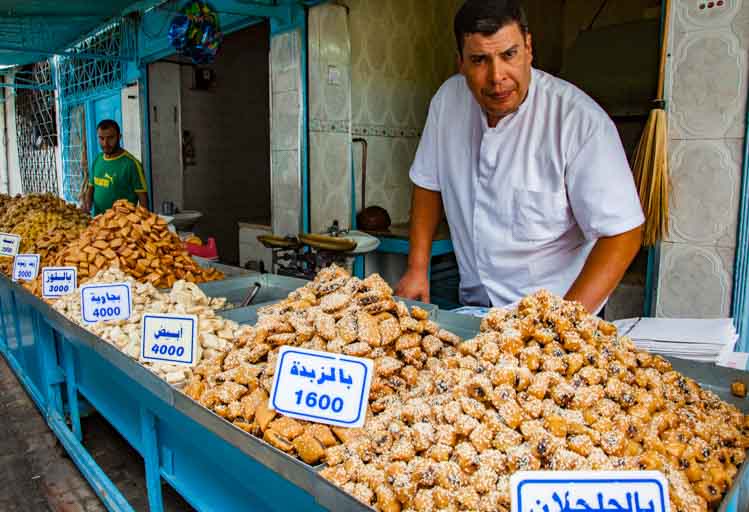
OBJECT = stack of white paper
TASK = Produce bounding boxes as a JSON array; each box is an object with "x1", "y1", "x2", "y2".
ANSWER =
[{"x1": 612, "y1": 317, "x2": 738, "y2": 364}]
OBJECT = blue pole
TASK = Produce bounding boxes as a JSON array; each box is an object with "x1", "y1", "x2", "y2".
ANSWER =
[{"x1": 732, "y1": 79, "x2": 749, "y2": 352}]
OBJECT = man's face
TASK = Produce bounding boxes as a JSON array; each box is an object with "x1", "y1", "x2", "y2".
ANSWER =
[
  {"x1": 459, "y1": 22, "x2": 533, "y2": 127},
  {"x1": 97, "y1": 127, "x2": 120, "y2": 155}
]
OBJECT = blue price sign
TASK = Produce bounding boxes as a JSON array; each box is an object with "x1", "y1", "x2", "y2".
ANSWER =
[
  {"x1": 141, "y1": 314, "x2": 197, "y2": 367},
  {"x1": 510, "y1": 471, "x2": 670, "y2": 512},
  {"x1": 80, "y1": 283, "x2": 132, "y2": 324},
  {"x1": 12, "y1": 254, "x2": 40, "y2": 282},
  {"x1": 41, "y1": 267, "x2": 77, "y2": 298},
  {"x1": 270, "y1": 346, "x2": 373, "y2": 429},
  {"x1": 0, "y1": 233, "x2": 21, "y2": 257}
]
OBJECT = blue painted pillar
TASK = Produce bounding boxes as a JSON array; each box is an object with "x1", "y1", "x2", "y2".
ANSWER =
[{"x1": 141, "y1": 407, "x2": 164, "y2": 512}]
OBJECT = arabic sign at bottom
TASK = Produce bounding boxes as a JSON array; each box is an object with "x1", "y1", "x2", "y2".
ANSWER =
[
  {"x1": 141, "y1": 314, "x2": 198, "y2": 367},
  {"x1": 510, "y1": 471, "x2": 670, "y2": 512},
  {"x1": 270, "y1": 346, "x2": 374, "y2": 429}
]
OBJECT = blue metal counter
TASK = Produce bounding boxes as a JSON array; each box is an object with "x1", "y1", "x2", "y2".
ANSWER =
[
  {"x1": 0, "y1": 275, "x2": 366, "y2": 512},
  {"x1": 0, "y1": 273, "x2": 747, "y2": 511}
]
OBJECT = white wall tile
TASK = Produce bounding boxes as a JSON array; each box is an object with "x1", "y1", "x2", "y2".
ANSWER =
[
  {"x1": 672, "y1": 0, "x2": 743, "y2": 33},
  {"x1": 657, "y1": 242, "x2": 733, "y2": 318},
  {"x1": 308, "y1": 4, "x2": 352, "y2": 234},
  {"x1": 668, "y1": 28, "x2": 747, "y2": 140},
  {"x1": 310, "y1": 131, "x2": 352, "y2": 232},
  {"x1": 667, "y1": 139, "x2": 742, "y2": 247},
  {"x1": 271, "y1": 31, "x2": 300, "y2": 93},
  {"x1": 271, "y1": 150, "x2": 299, "y2": 188},
  {"x1": 270, "y1": 29, "x2": 303, "y2": 237},
  {"x1": 271, "y1": 91, "x2": 301, "y2": 151}
]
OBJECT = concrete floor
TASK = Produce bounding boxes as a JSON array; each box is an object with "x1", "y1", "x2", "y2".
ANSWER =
[{"x1": 0, "y1": 356, "x2": 194, "y2": 512}]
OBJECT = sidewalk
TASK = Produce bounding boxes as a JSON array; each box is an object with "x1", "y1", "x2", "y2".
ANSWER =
[{"x1": 0, "y1": 356, "x2": 193, "y2": 512}]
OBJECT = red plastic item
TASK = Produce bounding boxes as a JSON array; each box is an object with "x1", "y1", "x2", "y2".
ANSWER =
[{"x1": 185, "y1": 237, "x2": 219, "y2": 261}]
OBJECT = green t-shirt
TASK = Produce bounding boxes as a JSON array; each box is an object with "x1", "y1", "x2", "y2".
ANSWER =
[{"x1": 89, "y1": 150, "x2": 147, "y2": 215}]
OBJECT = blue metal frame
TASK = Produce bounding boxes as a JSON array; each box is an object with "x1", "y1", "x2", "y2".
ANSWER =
[
  {"x1": 642, "y1": 0, "x2": 670, "y2": 317},
  {"x1": 732, "y1": 85, "x2": 749, "y2": 352},
  {"x1": 376, "y1": 237, "x2": 454, "y2": 258},
  {"x1": 0, "y1": 275, "x2": 338, "y2": 512}
]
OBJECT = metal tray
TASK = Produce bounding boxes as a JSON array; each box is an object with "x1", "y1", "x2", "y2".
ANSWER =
[{"x1": 193, "y1": 257, "x2": 254, "y2": 279}]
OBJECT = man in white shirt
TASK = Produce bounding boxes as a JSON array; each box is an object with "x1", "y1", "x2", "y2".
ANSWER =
[{"x1": 396, "y1": 0, "x2": 644, "y2": 314}]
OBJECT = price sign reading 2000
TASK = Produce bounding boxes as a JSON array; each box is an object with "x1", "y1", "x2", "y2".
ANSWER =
[{"x1": 270, "y1": 346, "x2": 373, "y2": 429}]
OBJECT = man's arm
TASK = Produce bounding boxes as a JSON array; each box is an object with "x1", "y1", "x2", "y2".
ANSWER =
[
  {"x1": 395, "y1": 186, "x2": 444, "y2": 303},
  {"x1": 564, "y1": 226, "x2": 642, "y2": 313},
  {"x1": 82, "y1": 186, "x2": 93, "y2": 213},
  {"x1": 136, "y1": 191, "x2": 149, "y2": 211}
]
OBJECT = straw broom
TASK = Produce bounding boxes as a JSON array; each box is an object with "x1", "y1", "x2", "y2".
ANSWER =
[{"x1": 633, "y1": 0, "x2": 671, "y2": 247}]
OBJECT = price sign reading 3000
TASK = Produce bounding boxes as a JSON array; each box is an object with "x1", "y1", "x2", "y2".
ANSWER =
[
  {"x1": 41, "y1": 267, "x2": 77, "y2": 298},
  {"x1": 270, "y1": 346, "x2": 373, "y2": 429}
]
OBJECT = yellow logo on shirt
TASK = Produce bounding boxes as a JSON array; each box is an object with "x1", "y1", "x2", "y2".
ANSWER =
[{"x1": 94, "y1": 173, "x2": 115, "y2": 188}]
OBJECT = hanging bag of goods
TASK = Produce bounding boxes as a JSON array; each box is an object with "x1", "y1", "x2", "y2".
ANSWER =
[{"x1": 168, "y1": 1, "x2": 224, "y2": 64}]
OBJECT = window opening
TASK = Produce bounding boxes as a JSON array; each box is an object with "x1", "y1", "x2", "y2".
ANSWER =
[{"x1": 14, "y1": 61, "x2": 59, "y2": 194}]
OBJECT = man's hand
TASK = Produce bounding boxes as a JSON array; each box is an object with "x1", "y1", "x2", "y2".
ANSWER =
[
  {"x1": 564, "y1": 225, "x2": 643, "y2": 313},
  {"x1": 81, "y1": 186, "x2": 93, "y2": 214},
  {"x1": 395, "y1": 186, "x2": 444, "y2": 304},
  {"x1": 396, "y1": 268, "x2": 430, "y2": 303},
  {"x1": 136, "y1": 191, "x2": 149, "y2": 211}
]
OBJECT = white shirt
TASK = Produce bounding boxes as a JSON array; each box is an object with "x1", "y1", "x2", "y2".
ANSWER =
[{"x1": 410, "y1": 69, "x2": 645, "y2": 307}]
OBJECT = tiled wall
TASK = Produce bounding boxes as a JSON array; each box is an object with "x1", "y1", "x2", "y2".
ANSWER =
[
  {"x1": 308, "y1": 4, "x2": 353, "y2": 233},
  {"x1": 270, "y1": 29, "x2": 304, "y2": 236},
  {"x1": 656, "y1": 0, "x2": 748, "y2": 318},
  {"x1": 342, "y1": 0, "x2": 464, "y2": 224}
]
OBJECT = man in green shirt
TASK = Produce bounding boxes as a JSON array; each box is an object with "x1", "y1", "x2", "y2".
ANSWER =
[{"x1": 82, "y1": 119, "x2": 148, "y2": 215}]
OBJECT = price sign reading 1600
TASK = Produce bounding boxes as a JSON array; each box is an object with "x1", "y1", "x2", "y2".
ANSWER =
[{"x1": 270, "y1": 346, "x2": 373, "y2": 429}]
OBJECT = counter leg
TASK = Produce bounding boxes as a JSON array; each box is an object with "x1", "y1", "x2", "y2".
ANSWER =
[
  {"x1": 353, "y1": 255, "x2": 364, "y2": 279},
  {"x1": 61, "y1": 340, "x2": 83, "y2": 442},
  {"x1": 141, "y1": 407, "x2": 164, "y2": 512},
  {"x1": 33, "y1": 312, "x2": 63, "y2": 416},
  {"x1": 9, "y1": 291, "x2": 29, "y2": 371},
  {"x1": 0, "y1": 295, "x2": 8, "y2": 351}
]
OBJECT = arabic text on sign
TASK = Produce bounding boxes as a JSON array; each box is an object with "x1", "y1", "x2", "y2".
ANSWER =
[
  {"x1": 0, "y1": 233, "x2": 21, "y2": 257},
  {"x1": 42, "y1": 267, "x2": 77, "y2": 298},
  {"x1": 80, "y1": 283, "x2": 132, "y2": 324},
  {"x1": 141, "y1": 314, "x2": 197, "y2": 367},
  {"x1": 270, "y1": 346, "x2": 373, "y2": 429},
  {"x1": 510, "y1": 471, "x2": 669, "y2": 512},
  {"x1": 12, "y1": 254, "x2": 40, "y2": 282},
  {"x1": 528, "y1": 490, "x2": 656, "y2": 512}
]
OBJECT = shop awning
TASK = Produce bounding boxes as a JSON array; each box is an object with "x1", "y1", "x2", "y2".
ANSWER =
[{"x1": 0, "y1": 0, "x2": 163, "y2": 66}]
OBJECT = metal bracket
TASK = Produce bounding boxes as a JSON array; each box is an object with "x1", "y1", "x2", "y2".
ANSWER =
[
  {"x1": 224, "y1": 0, "x2": 294, "y2": 24},
  {"x1": 0, "y1": 44, "x2": 134, "y2": 63}
]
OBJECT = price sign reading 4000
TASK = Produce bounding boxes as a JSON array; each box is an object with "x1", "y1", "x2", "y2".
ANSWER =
[
  {"x1": 80, "y1": 283, "x2": 132, "y2": 324},
  {"x1": 141, "y1": 314, "x2": 197, "y2": 367},
  {"x1": 270, "y1": 346, "x2": 373, "y2": 429}
]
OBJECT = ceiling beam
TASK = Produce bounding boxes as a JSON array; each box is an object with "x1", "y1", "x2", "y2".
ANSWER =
[{"x1": 0, "y1": 44, "x2": 134, "y2": 63}]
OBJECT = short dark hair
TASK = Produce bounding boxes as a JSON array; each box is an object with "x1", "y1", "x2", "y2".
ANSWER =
[
  {"x1": 96, "y1": 119, "x2": 120, "y2": 134},
  {"x1": 454, "y1": 0, "x2": 529, "y2": 56}
]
